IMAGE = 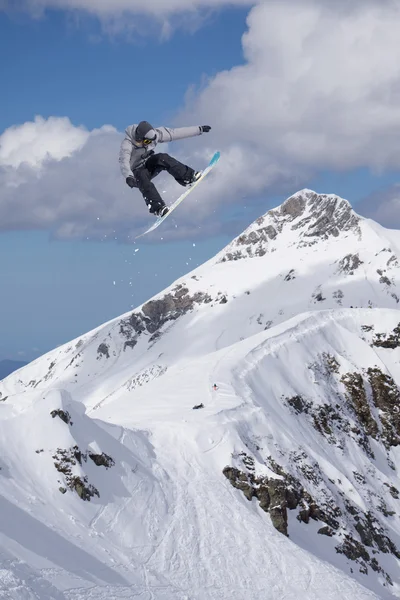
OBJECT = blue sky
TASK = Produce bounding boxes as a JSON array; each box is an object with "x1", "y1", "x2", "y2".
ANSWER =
[
  {"x1": 0, "y1": 6, "x2": 246, "y2": 361},
  {"x1": 1, "y1": 1, "x2": 400, "y2": 362}
]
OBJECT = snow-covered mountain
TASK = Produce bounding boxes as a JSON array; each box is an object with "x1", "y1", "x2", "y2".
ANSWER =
[{"x1": 1, "y1": 190, "x2": 400, "y2": 600}]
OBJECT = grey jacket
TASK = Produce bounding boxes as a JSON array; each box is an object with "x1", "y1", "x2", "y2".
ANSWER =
[{"x1": 119, "y1": 124, "x2": 203, "y2": 179}]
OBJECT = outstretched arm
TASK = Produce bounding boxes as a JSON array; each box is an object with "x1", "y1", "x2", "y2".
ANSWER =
[
  {"x1": 156, "y1": 125, "x2": 210, "y2": 143},
  {"x1": 119, "y1": 135, "x2": 133, "y2": 178}
]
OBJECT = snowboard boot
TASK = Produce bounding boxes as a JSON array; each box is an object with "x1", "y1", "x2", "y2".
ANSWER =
[
  {"x1": 148, "y1": 202, "x2": 168, "y2": 217},
  {"x1": 184, "y1": 171, "x2": 202, "y2": 186},
  {"x1": 177, "y1": 170, "x2": 202, "y2": 187},
  {"x1": 156, "y1": 205, "x2": 169, "y2": 218}
]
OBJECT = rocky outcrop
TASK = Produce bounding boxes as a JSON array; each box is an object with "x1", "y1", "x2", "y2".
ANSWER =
[
  {"x1": 119, "y1": 284, "x2": 212, "y2": 346},
  {"x1": 372, "y1": 323, "x2": 400, "y2": 349},
  {"x1": 223, "y1": 456, "x2": 332, "y2": 538},
  {"x1": 89, "y1": 452, "x2": 115, "y2": 468},
  {"x1": 290, "y1": 192, "x2": 361, "y2": 240},
  {"x1": 224, "y1": 448, "x2": 399, "y2": 584},
  {"x1": 337, "y1": 253, "x2": 364, "y2": 275},
  {"x1": 341, "y1": 373, "x2": 379, "y2": 439},
  {"x1": 53, "y1": 446, "x2": 100, "y2": 501},
  {"x1": 218, "y1": 190, "x2": 361, "y2": 263},
  {"x1": 52, "y1": 445, "x2": 114, "y2": 501},
  {"x1": 367, "y1": 368, "x2": 400, "y2": 448},
  {"x1": 97, "y1": 343, "x2": 110, "y2": 359},
  {"x1": 50, "y1": 409, "x2": 73, "y2": 426}
]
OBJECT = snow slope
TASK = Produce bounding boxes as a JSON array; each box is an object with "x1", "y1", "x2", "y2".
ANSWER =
[{"x1": 1, "y1": 190, "x2": 400, "y2": 599}]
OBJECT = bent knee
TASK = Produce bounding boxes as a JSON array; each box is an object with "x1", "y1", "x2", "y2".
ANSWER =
[{"x1": 156, "y1": 153, "x2": 171, "y2": 162}]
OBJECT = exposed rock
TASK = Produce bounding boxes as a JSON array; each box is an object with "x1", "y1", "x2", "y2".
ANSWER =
[
  {"x1": 336, "y1": 535, "x2": 370, "y2": 563},
  {"x1": 341, "y1": 373, "x2": 378, "y2": 439},
  {"x1": 219, "y1": 192, "x2": 361, "y2": 262},
  {"x1": 258, "y1": 478, "x2": 288, "y2": 536},
  {"x1": 53, "y1": 444, "x2": 113, "y2": 501},
  {"x1": 312, "y1": 288, "x2": 326, "y2": 302},
  {"x1": 120, "y1": 313, "x2": 145, "y2": 338},
  {"x1": 383, "y1": 483, "x2": 400, "y2": 499},
  {"x1": 372, "y1": 324, "x2": 400, "y2": 349},
  {"x1": 284, "y1": 269, "x2": 296, "y2": 281},
  {"x1": 353, "y1": 471, "x2": 366, "y2": 485},
  {"x1": 318, "y1": 526, "x2": 334, "y2": 537},
  {"x1": 50, "y1": 409, "x2": 73, "y2": 426},
  {"x1": 280, "y1": 194, "x2": 307, "y2": 219},
  {"x1": 70, "y1": 476, "x2": 100, "y2": 501},
  {"x1": 322, "y1": 353, "x2": 340, "y2": 375},
  {"x1": 193, "y1": 403, "x2": 204, "y2": 410},
  {"x1": 286, "y1": 395, "x2": 311, "y2": 414},
  {"x1": 119, "y1": 287, "x2": 213, "y2": 344},
  {"x1": 355, "y1": 512, "x2": 400, "y2": 557},
  {"x1": 89, "y1": 452, "x2": 115, "y2": 468},
  {"x1": 124, "y1": 340, "x2": 137, "y2": 351},
  {"x1": 223, "y1": 467, "x2": 254, "y2": 502},
  {"x1": 286, "y1": 394, "x2": 344, "y2": 441},
  {"x1": 377, "y1": 269, "x2": 392, "y2": 286},
  {"x1": 97, "y1": 343, "x2": 110, "y2": 359},
  {"x1": 254, "y1": 483, "x2": 270, "y2": 512},
  {"x1": 367, "y1": 367, "x2": 400, "y2": 448},
  {"x1": 223, "y1": 460, "x2": 334, "y2": 538},
  {"x1": 333, "y1": 289, "x2": 344, "y2": 305},
  {"x1": 337, "y1": 254, "x2": 363, "y2": 275},
  {"x1": 238, "y1": 452, "x2": 255, "y2": 471},
  {"x1": 387, "y1": 255, "x2": 399, "y2": 268},
  {"x1": 312, "y1": 405, "x2": 341, "y2": 437}
]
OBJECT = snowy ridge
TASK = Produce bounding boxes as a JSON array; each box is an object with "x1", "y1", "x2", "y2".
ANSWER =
[{"x1": 1, "y1": 190, "x2": 400, "y2": 599}]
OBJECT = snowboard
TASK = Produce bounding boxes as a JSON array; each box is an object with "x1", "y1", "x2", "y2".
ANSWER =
[{"x1": 135, "y1": 151, "x2": 220, "y2": 239}]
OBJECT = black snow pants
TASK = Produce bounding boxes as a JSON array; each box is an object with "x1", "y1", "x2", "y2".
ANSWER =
[{"x1": 133, "y1": 153, "x2": 195, "y2": 213}]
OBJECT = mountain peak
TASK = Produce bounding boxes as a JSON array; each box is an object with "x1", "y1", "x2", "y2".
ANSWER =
[
  {"x1": 219, "y1": 189, "x2": 361, "y2": 262},
  {"x1": 278, "y1": 189, "x2": 360, "y2": 238}
]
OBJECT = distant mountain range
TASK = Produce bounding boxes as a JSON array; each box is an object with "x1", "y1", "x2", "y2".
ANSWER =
[{"x1": 0, "y1": 359, "x2": 28, "y2": 380}]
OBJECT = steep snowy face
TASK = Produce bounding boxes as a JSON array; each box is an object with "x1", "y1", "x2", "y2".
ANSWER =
[{"x1": 1, "y1": 190, "x2": 399, "y2": 410}]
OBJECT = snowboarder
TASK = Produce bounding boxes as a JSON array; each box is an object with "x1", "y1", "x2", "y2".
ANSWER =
[{"x1": 119, "y1": 121, "x2": 212, "y2": 217}]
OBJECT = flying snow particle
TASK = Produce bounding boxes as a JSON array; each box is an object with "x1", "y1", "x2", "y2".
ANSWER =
[
  {"x1": 193, "y1": 243, "x2": 196, "y2": 247},
  {"x1": 113, "y1": 281, "x2": 116, "y2": 286},
  {"x1": 134, "y1": 249, "x2": 139, "y2": 253}
]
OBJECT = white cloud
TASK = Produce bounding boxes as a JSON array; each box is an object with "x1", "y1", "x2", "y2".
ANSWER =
[
  {"x1": 4, "y1": 2, "x2": 400, "y2": 239},
  {"x1": 176, "y1": 1, "x2": 400, "y2": 206},
  {"x1": 0, "y1": 116, "x2": 89, "y2": 169},
  {"x1": 0, "y1": 117, "x2": 144, "y2": 238}
]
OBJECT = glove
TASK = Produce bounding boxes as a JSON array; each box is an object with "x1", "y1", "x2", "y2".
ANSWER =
[
  {"x1": 200, "y1": 125, "x2": 211, "y2": 133},
  {"x1": 126, "y1": 176, "x2": 135, "y2": 188}
]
